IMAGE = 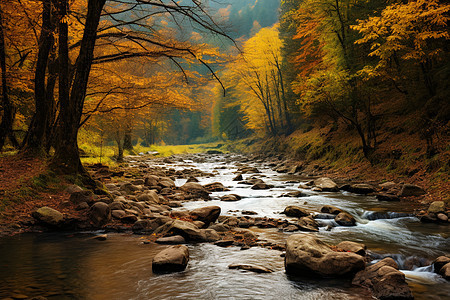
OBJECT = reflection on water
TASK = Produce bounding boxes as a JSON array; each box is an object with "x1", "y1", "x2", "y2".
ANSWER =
[
  {"x1": 1, "y1": 154, "x2": 449, "y2": 299},
  {"x1": 0, "y1": 233, "x2": 372, "y2": 299}
]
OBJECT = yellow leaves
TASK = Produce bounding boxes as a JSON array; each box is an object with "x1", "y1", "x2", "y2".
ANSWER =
[{"x1": 353, "y1": 0, "x2": 450, "y2": 67}]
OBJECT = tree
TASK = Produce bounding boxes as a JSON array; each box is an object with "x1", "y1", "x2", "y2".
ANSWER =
[
  {"x1": 0, "y1": 1, "x2": 39, "y2": 151},
  {"x1": 227, "y1": 25, "x2": 291, "y2": 136},
  {"x1": 352, "y1": 0, "x2": 450, "y2": 97}
]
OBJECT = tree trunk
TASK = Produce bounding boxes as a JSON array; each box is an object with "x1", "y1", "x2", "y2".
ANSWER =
[
  {"x1": 51, "y1": 0, "x2": 105, "y2": 176},
  {"x1": 0, "y1": 5, "x2": 16, "y2": 151},
  {"x1": 114, "y1": 131, "x2": 124, "y2": 162},
  {"x1": 123, "y1": 125, "x2": 133, "y2": 150},
  {"x1": 22, "y1": 0, "x2": 55, "y2": 155}
]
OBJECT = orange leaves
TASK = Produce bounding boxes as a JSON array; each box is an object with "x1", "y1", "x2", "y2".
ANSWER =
[{"x1": 352, "y1": 0, "x2": 450, "y2": 65}]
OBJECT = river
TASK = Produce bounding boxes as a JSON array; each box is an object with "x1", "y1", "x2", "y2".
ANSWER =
[{"x1": 0, "y1": 153, "x2": 449, "y2": 299}]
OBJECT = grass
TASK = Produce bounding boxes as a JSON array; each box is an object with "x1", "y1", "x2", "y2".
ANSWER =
[{"x1": 78, "y1": 139, "x2": 229, "y2": 166}]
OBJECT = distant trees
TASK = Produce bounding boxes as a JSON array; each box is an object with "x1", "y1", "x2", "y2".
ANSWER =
[{"x1": 226, "y1": 25, "x2": 292, "y2": 136}]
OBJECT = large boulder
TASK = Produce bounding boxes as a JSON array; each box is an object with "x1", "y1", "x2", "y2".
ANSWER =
[
  {"x1": 335, "y1": 212, "x2": 356, "y2": 226},
  {"x1": 88, "y1": 202, "x2": 111, "y2": 227},
  {"x1": 32, "y1": 207, "x2": 64, "y2": 227},
  {"x1": 152, "y1": 245, "x2": 189, "y2": 273},
  {"x1": 352, "y1": 258, "x2": 413, "y2": 299},
  {"x1": 190, "y1": 206, "x2": 221, "y2": 226},
  {"x1": 398, "y1": 184, "x2": 426, "y2": 197},
  {"x1": 283, "y1": 206, "x2": 309, "y2": 218},
  {"x1": 285, "y1": 234, "x2": 365, "y2": 278},
  {"x1": 314, "y1": 177, "x2": 338, "y2": 192}
]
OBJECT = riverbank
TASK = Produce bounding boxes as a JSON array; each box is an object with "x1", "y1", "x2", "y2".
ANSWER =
[
  {"x1": 0, "y1": 152, "x2": 449, "y2": 299},
  {"x1": 225, "y1": 126, "x2": 449, "y2": 206},
  {"x1": 0, "y1": 140, "x2": 448, "y2": 237}
]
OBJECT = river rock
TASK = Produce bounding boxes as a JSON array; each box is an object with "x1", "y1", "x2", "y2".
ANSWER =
[
  {"x1": 144, "y1": 175, "x2": 159, "y2": 187},
  {"x1": 111, "y1": 209, "x2": 126, "y2": 219},
  {"x1": 186, "y1": 176, "x2": 199, "y2": 183},
  {"x1": 283, "y1": 206, "x2": 309, "y2": 218},
  {"x1": 32, "y1": 206, "x2": 64, "y2": 226},
  {"x1": 65, "y1": 184, "x2": 84, "y2": 194},
  {"x1": 89, "y1": 202, "x2": 111, "y2": 227},
  {"x1": 180, "y1": 182, "x2": 210, "y2": 199},
  {"x1": 190, "y1": 206, "x2": 221, "y2": 226},
  {"x1": 251, "y1": 182, "x2": 274, "y2": 190},
  {"x1": 288, "y1": 164, "x2": 303, "y2": 174},
  {"x1": 233, "y1": 174, "x2": 243, "y2": 181},
  {"x1": 237, "y1": 166, "x2": 260, "y2": 174},
  {"x1": 155, "y1": 235, "x2": 186, "y2": 244},
  {"x1": 220, "y1": 194, "x2": 241, "y2": 202},
  {"x1": 337, "y1": 241, "x2": 366, "y2": 256},
  {"x1": 109, "y1": 201, "x2": 125, "y2": 211},
  {"x1": 335, "y1": 212, "x2": 356, "y2": 226},
  {"x1": 203, "y1": 182, "x2": 228, "y2": 192},
  {"x1": 214, "y1": 239, "x2": 234, "y2": 247},
  {"x1": 120, "y1": 182, "x2": 141, "y2": 194},
  {"x1": 313, "y1": 213, "x2": 336, "y2": 220},
  {"x1": 137, "y1": 191, "x2": 160, "y2": 204},
  {"x1": 314, "y1": 177, "x2": 338, "y2": 192},
  {"x1": 437, "y1": 213, "x2": 449, "y2": 223},
  {"x1": 297, "y1": 216, "x2": 319, "y2": 232},
  {"x1": 285, "y1": 234, "x2": 365, "y2": 278},
  {"x1": 69, "y1": 190, "x2": 94, "y2": 204},
  {"x1": 228, "y1": 264, "x2": 273, "y2": 273},
  {"x1": 398, "y1": 184, "x2": 426, "y2": 197},
  {"x1": 132, "y1": 219, "x2": 158, "y2": 232},
  {"x1": 375, "y1": 193, "x2": 400, "y2": 201},
  {"x1": 208, "y1": 223, "x2": 230, "y2": 232},
  {"x1": 433, "y1": 256, "x2": 450, "y2": 275},
  {"x1": 419, "y1": 213, "x2": 438, "y2": 223},
  {"x1": 352, "y1": 257, "x2": 413, "y2": 299},
  {"x1": 379, "y1": 181, "x2": 397, "y2": 191},
  {"x1": 152, "y1": 245, "x2": 189, "y2": 273},
  {"x1": 239, "y1": 178, "x2": 264, "y2": 185},
  {"x1": 344, "y1": 183, "x2": 376, "y2": 194},
  {"x1": 428, "y1": 201, "x2": 445, "y2": 214},
  {"x1": 156, "y1": 220, "x2": 205, "y2": 241},
  {"x1": 439, "y1": 263, "x2": 450, "y2": 280},
  {"x1": 202, "y1": 229, "x2": 221, "y2": 242},
  {"x1": 320, "y1": 205, "x2": 343, "y2": 215}
]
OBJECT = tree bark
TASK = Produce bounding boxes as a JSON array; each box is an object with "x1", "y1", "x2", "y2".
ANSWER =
[
  {"x1": 0, "y1": 5, "x2": 16, "y2": 151},
  {"x1": 22, "y1": 0, "x2": 55, "y2": 155},
  {"x1": 51, "y1": 0, "x2": 105, "y2": 175},
  {"x1": 123, "y1": 126, "x2": 133, "y2": 151}
]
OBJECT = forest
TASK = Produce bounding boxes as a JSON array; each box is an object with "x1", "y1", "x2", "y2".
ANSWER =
[
  {"x1": 0, "y1": 0, "x2": 449, "y2": 178},
  {"x1": 0, "y1": 1, "x2": 449, "y2": 299}
]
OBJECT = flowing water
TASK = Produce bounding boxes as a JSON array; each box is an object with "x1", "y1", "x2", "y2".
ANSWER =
[{"x1": 1, "y1": 154, "x2": 449, "y2": 299}]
